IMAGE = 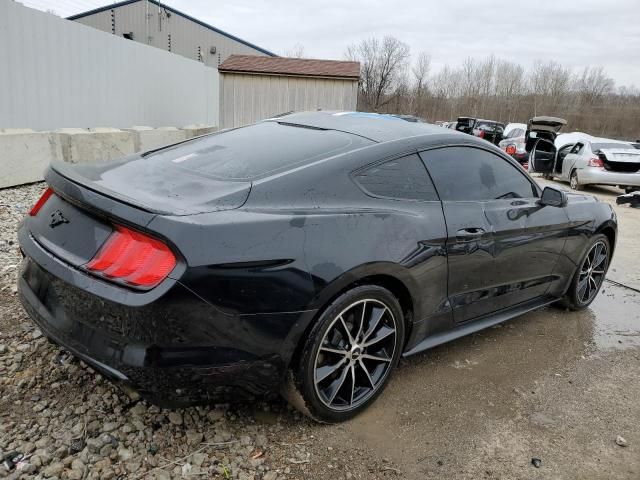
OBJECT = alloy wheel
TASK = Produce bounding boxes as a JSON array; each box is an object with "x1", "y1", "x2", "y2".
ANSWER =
[
  {"x1": 577, "y1": 241, "x2": 608, "y2": 304},
  {"x1": 313, "y1": 299, "x2": 397, "y2": 411}
]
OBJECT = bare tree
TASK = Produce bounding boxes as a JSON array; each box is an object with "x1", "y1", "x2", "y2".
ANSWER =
[
  {"x1": 527, "y1": 60, "x2": 572, "y2": 116},
  {"x1": 411, "y1": 52, "x2": 431, "y2": 116},
  {"x1": 346, "y1": 36, "x2": 410, "y2": 111},
  {"x1": 283, "y1": 43, "x2": 306, "y2": 58},
  {"x1": 576, "y1": 66, "x2": 614, "y2": 105},
  {"x1": 344, "y1": 35, "x2": 639, "y2": 138},
  {"x1": 412, "y1": 52, "x2": 431, "y2": 93},
  {"x1": 494, "y1": 60, "x2": 524, "y2": 121}
]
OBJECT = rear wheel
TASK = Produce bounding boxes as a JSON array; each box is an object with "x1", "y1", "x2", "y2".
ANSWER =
[
  {"x1": 570, "y1": 170, "x2": 583, "y2": 191},
  {"x1": 560, "y1": 234, "x2": 610, "y2": 310},
  {"x1": 284, "y1": 285, "x2": 404, "y2": 423}
]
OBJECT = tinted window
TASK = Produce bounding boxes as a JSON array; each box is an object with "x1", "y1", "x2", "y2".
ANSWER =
[
  {"x1": 144, "y1": 122, "x2": 373, "y2": 180},
  {"x1": 355, "y1": 154, "x2": 438, "y2": 201},
  {"x1": 421, "y1": 147, "x2": 536, "y2": 201}
]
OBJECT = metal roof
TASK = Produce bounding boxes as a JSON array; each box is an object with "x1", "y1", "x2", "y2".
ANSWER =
[
  {"x1": 67, "y1": 0, "x2": 275, "y2": 57},
  {"x1": 219, "y1": 55, "x2": 360, "y2": 79}
]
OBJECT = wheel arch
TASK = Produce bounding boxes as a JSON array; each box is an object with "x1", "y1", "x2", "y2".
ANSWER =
[
  {"x1": 596, "y1": 221, "x2": 617, "y2": 255},
  {"x1": 287, "y1": 264, "x2": 417, "y2": 370}
]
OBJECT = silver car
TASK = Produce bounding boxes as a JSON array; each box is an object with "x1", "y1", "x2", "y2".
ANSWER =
[{"x1": 530, "y1": 138, "x2": 640, "y2": 192}]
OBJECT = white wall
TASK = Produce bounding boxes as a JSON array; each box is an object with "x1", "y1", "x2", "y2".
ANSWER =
[
  {"x1": 0, "y1": 0, "x2": 219, "y2": 131},
  {"x1": 220, "y1": 73, "x2": 358, "y2": 128}
]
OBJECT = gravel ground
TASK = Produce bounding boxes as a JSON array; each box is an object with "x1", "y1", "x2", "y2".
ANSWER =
[{"x1": 0, "y1": 183, "x2": 398, "y2": 480}]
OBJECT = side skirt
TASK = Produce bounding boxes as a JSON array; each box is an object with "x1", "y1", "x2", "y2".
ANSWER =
[{"x1": 402, "y1": 296, "x2": 557, "y2": 357}]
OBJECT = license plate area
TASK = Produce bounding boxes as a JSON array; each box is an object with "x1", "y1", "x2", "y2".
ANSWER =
[{"x1": 29, "y1": 193, "x2": 113, "y2": 267}]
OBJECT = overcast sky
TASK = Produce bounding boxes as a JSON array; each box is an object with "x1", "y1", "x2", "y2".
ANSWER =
[{"x1": 20, "y1": 0, "x2": 640, "y2": 87}]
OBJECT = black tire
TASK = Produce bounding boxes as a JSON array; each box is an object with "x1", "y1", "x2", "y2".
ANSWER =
[
  {"x1": 560, "y1": 234, "x2": 610, "y2": 310},
  {"x1": 284, "y1": 285, "x2": 405, "y2": 423},
  {"x1": 570, "y1": 170, "x2": 583, "y2": 191}
]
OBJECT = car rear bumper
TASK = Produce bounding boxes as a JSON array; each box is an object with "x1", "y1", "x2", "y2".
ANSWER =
[
  {"x1": 18, "y1": 248, "x2": 315, "y2": 407},
  {"x1": 511, "y1": 152, "x2": 528, "y2": 162},
  {"x1": 578, "y1": 167, "x2": 640, "y2": 187}
]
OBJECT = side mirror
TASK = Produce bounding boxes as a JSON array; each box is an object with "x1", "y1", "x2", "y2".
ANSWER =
[{"x1": 539, "y1": 186, "x2": 567, "y2": 207}]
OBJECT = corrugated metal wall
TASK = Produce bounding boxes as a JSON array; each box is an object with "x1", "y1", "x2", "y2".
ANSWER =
[
  {"x1": 0, "y1": 0, "x2": 219, "y2": 130},
  {"x1": 73, "y1": 1, "x2": 270, "y2": 68},
  {"x1": 220, "y1": 74, "x2": 358, "y2": 128}
]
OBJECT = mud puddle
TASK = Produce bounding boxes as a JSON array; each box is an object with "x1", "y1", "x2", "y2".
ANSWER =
[{"x1": 591, "y1": 280, "x2": 640, "y2": 350}]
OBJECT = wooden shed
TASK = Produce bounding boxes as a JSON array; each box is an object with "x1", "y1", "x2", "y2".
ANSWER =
[{"x1": 218, "y1": 55, "x2": 360, "y2": 128}]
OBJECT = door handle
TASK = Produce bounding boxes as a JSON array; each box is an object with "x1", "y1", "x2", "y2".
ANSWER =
[{"x1": 456, "y1": 227, "x2": 486, "y2": 241}]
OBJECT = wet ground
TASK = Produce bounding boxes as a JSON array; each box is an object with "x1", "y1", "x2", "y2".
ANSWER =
[
  {"x1": 306, "y1": 178, "x2": 640, "y2": 479},
  {"x1": 1, "y1": 179, "x2": 639, "y2": 479}
]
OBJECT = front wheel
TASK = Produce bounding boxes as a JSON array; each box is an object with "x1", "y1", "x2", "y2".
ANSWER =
[
  {"x1": 284, "y1": 285, "x2": 405, "y2": 423},
  {"x1": 561, "y1": 234, "x2": 610, "y2": 310}
]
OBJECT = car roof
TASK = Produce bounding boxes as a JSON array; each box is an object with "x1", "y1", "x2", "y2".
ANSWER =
[{"x1": 265, "y1": 111, "x2": 446, "y2": 143}]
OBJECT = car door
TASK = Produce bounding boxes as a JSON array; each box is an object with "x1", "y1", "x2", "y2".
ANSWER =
[
  {"x1": 420, "y1": 145, "x2": 569, "y2": 323},
  {"x1": 561, "y1": 142, "x2": 584, "y2": 180},
  {"x1": 554, "y1": 143, "x2": 575, "y2": 177},
  {"x1": 529, "y1": 138, "x2": 557, "y2": 174}
]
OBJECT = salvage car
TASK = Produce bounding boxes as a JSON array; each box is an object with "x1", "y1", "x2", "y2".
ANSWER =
[
  {"x1": 499, "y1": 123, "x2": 528, "y2": 167},
  {"x1": 18, "y1": 112, "x2": 616, "y2": 422},
  {"x1": 530, "y1": 136, "x2": 640, "y2": 192},
  {"x1": 455, "y1": 117, "x2": 505, "y2": 145}
]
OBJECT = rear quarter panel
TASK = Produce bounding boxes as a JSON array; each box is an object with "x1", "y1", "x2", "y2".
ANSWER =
[{"x1": 150, "y1": 138, "x2": 455, "y2": 349}]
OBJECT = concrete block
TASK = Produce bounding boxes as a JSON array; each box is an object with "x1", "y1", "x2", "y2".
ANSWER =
[
  {"x1": 0, "y1": 130, "x2": 62, "y2": 188},
  {"x1": 181, "y1": 124, "x2": 218, "y2": 139},
  {"x1": 125, "y1": 126, "x2": 188, "y2": 152},
  {"x1": 56, "y1": 128, "x2": 134, "y2": 163}
]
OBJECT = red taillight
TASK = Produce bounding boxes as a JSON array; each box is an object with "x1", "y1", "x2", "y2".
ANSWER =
[
  {"x1": 478, "y1": 130, "x2": 485, "y2": 139},
  {"x1": 29, "y1": 187, "x2": 55, "y2": 216},
  {"x1": 505, "y1": 144, "x2": 517, "y2": 155},
  {"x1": 85, "y1": 225, "x2": 176, "y2": 289},
  {"x1": 587, "y1": 157, "x2": 604, "y2": 168}
]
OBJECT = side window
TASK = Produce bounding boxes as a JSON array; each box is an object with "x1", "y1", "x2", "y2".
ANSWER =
[
  {"x1": 570, "y1": 143, "x2": 583, "y2": 154},
  {"x1": 558, "y1": 144, "x2": 574, "y2": 159},
  {"x1": 354, "y1": 153, "x2": 439, "y2": 201},
  {"x1": 420, "y1": 147, "x2": 537, "y2": 201}
]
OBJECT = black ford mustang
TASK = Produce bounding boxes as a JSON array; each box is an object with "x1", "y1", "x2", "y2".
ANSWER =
[{"x1": 18, "y1": 112, "x2": 616, "y2": 422}]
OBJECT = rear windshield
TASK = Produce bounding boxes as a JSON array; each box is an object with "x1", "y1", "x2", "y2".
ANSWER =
[
  {"x1": 477, "y1": 121, "x2": 504, "y2": 132},
  {"x1": 144, "y1": 121, "x2": 372, "y2": 181},
  {"x1": 592, "y1": 143, "x2": 634, "y2": 152}
]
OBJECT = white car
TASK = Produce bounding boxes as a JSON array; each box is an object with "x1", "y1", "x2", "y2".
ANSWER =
[{"x1": 530, "y1": 136, "x2": 640, "y2": 192}]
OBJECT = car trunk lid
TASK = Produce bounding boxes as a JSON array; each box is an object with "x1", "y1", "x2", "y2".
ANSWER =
[
  {"x1": 27, "y1": 189, "x2": 114, "y2": 268},
  {"x1": 525, "y1": 116, "x2": 567, "y2": 152},
  {"x1": 50, "y1": 153, "x2": 252, "y2": 217},
  {"x1": 599, "y1": 148, "x2": 640, "y2": 173}
]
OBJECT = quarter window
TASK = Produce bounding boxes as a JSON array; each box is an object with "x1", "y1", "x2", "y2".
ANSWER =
[
  {"x1": 354, "y1": 153, "x2": 439, "y2": 201},
  {"x1": 570, "y1": 143, "x2": 584, "y2": 155},
  {"x1": 420, "y1": 147, "x2": 537, "y2": 201}
]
